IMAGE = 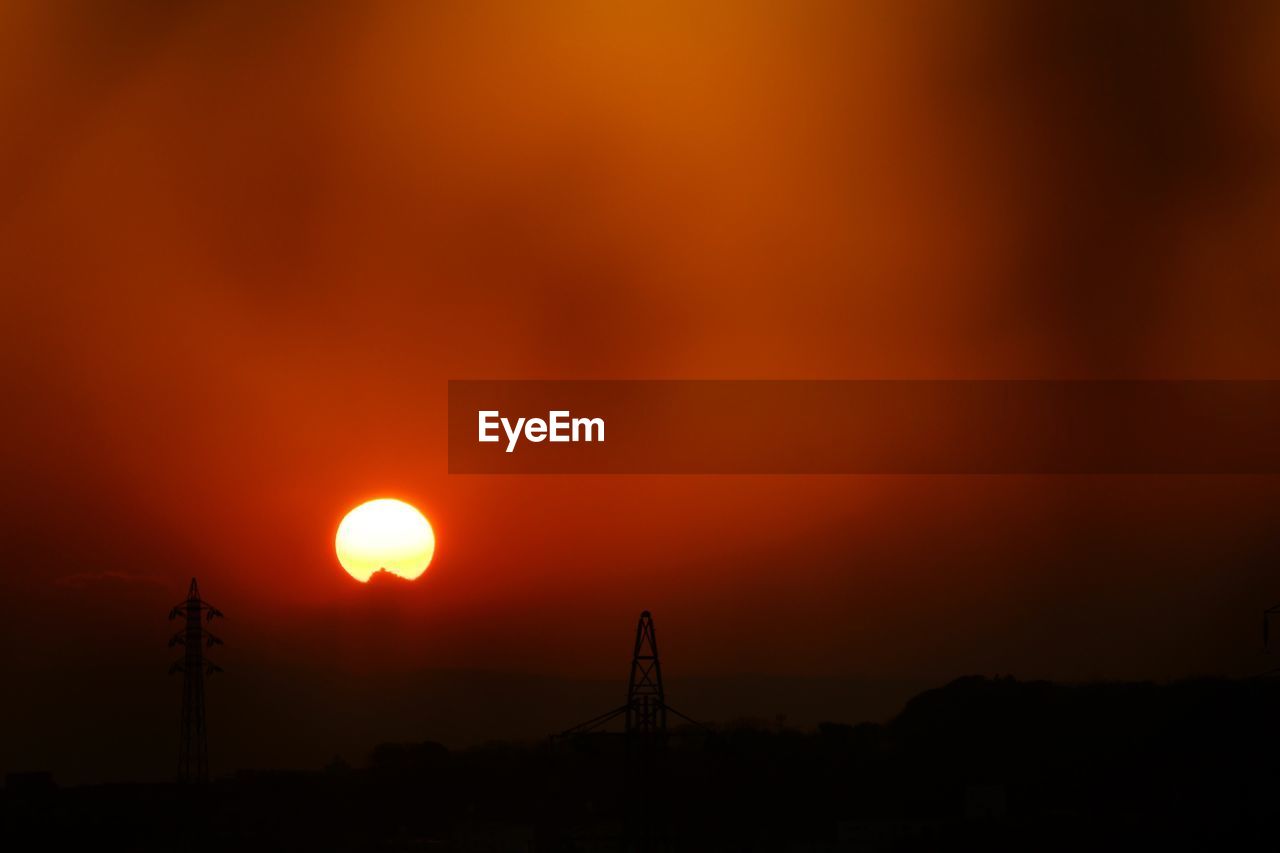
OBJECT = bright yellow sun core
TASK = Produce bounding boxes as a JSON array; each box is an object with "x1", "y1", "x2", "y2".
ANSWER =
[{"x1": 335, "y1": 498, "x2": 435, "y2": 583}]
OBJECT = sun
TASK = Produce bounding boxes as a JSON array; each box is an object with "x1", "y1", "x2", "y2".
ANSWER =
[{"x1": 335, "y1": 498, "x2": 435, "y2": 583}]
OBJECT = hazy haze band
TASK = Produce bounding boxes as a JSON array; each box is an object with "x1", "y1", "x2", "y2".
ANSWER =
[{"x1": 447, "y1": 380, "x2": 1280, "y2": 474}]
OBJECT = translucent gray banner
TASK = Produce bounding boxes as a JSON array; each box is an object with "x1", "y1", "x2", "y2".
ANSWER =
[{"x1": 448, "y1": 381, "x2": 1280, "y2": 474}]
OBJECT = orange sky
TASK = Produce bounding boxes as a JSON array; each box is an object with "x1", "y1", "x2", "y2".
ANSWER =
[{"x1": 2, "y1": 1, "x2": 1280, "y2": 782}]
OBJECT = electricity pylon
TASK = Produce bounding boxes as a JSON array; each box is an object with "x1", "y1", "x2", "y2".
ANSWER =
[
  {"x1": 626, "y1": 611, "x2": 667, "y2": 736},
  {"x1": 169, "y1": 577, "x2": 223, "y2": 784},
  {"x1": 558, "y1": 611, "x2": 702, "y2": 853},
  {"x1": 558, "y1": 610, "x2": 701, "y2": 740}
]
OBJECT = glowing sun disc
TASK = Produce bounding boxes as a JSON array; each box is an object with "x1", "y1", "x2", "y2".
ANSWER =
[{"x1": 336, "y1": 498, "x2": 435, "y2": 583}]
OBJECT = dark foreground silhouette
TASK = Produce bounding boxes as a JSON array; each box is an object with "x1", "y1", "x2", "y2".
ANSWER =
[{"x1": 5, "y1": 675, "x2": 1280, "y2": 851}]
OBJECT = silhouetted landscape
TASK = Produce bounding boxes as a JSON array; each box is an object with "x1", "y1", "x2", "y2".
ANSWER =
[
  {"x1": 6, "y1": 1, "x2": 1280, "y2": 851},
  {"x1": 6, "y1": 675, "x2": 1280, "y2": 851}
]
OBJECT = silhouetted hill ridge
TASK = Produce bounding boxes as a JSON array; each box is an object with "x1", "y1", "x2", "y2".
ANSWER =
[{"x1": 8, "y1": 675, "x2": 1280, "y2": 850}]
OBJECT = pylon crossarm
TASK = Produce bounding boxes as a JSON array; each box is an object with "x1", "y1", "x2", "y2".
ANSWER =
[
  {"x1": 172, "y1": 597, "x2": 221, "y2": 613},
  {"x1": 560, "y1": 704, "x2": 628, "y2": 736},
  {"x1": 663, "y1": 704, "x2": 708, "y2": 731}
]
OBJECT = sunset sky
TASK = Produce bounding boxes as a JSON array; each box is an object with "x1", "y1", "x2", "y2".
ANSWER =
[{"x1": 2, "y1": 1, "x2": 1280, "y2": 783}]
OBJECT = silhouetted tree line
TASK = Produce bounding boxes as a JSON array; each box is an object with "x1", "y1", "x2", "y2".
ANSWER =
[{"x1": 4, "y1": 676, "x2": 1280, "y2": 851}]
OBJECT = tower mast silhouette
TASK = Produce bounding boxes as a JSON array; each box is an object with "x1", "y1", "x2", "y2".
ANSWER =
[
  {"x1": 625, "y1": 611, "x2": 667, "y2": 736},
  {"x1": 558, "y1": 611, "x2": 701, "y2": 853},
  {"x1": 558, "y1": 610, "x2": 702, "y2": 739},
  {"x1": 169, "y1": 577, "x2": 223, "y2": 784}
]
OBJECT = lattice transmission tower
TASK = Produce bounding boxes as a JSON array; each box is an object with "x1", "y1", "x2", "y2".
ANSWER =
[
  {"x1": 558, "y1": 611, "x2": 703, "y2": 853},
  {"x1": 169, "y1": 577, "x2": 223, "y2": 784},
  {"x1": 626, "y1": 611, "x2": 667, "y2": 736},
  {"x1": 559, "y1": 609, "x2": 702, "y2": 740}
]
